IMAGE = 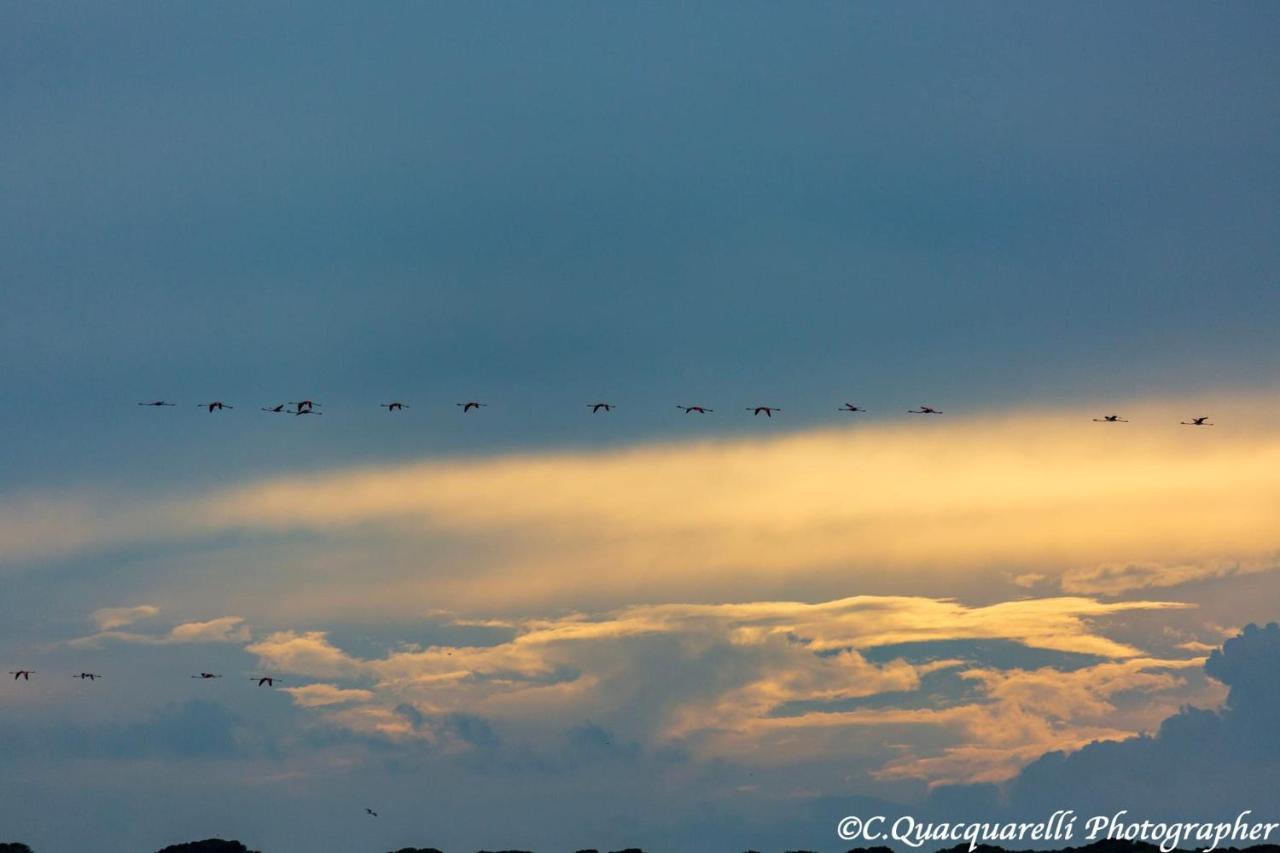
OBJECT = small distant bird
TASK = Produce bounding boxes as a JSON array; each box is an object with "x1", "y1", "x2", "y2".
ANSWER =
[
  {"x1": 290, "y1": 400, "x2": 321, "y2": 412},
  {"x1": 678, "y1": 405, "x2": 713, "y2": 414},
  {"x1": 838, "y1": 403, "x2": 867, "y2": 413},
  {"x1": 261, "y1": 403, "x2": 287, "y2": 413},
  {"x1": 365, "y1": 808, "x2": 378, "y2": 818},
  {"x1": 380, "y1": 402, "x2": 409, "y2": 411},
  {"x1": 73, "y1": 673, "x2": 101, "y2": 681},
  {"x1": 10, "y1": 670, "x2": 34, "y2": 681},
  {"x1": 138, "y1": 401, "x2": 176, "y2": 407},
  {"x1": 1093, "y1": 415, "x2": 1128, "y2": 422},
  {"x1": 198, "y1": 402, "x2": 233, "y2": 412},
  {"x1": 251, "y1": 676, "x2": 281, "y2": 687},
  {"x1": 456, "y1": 402, "x2": 487, "y2": 412},
  {"x1": 588, "y1": 402, "x2": 615, "y2": 413},
  {"x1": 1181, "y1": 416, "x2": 1213, "y2": 426},
  {"x1": 908, "y1": 406, "x2": 942, "y2": 414},
  {"x1": 290, "y1": 407, "x2": 322, "y2": 416},
  {"x1": 747, "y1": 406, "x2": 781, "y2": 417},
  {"x1": 191, "y1": 672, "x2": 221, "y2": 679}
]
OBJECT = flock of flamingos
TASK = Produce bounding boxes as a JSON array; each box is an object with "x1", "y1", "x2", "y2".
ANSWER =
[{"x1": 133, "y1": 398, "x2": 1216, "y2": 424}]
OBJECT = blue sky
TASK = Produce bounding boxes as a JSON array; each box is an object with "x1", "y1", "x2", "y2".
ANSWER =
[{"x1": 3, "y1": 3, "x2": 1280, "y2": 851}]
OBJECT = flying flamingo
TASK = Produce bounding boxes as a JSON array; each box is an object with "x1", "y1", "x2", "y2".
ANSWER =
[
  {"x1": 838, "y1": 403, "x2": 867, "y2": 413},
  {"x1": 261, "y1": 403, "x2": 287, "y2": 413},
  {"x1": 1181, "y1": 417, "x2": 1213, "y2": 426},
  {"x1": 191, "y1": 672, "x2": 222, "y2": 680},
  {"x1": 138, "y1": 401, "x2": 176, "y2": 407},
  {"x1": 290, "y1": 400, "x2": 321, "y2": 412},
  {"x1": 73, "y1": 673, "x2": 102, "y2": 681},
  {"x1": 198, "y1": 402, "x2": 233, "y2": 412},
  {"x1": 456, "y1": 402, "x2": 487, "y2": 412},
  {"x1": 380, "y1": 402, "x2": 409, "y2": 411},
  {"x1": 251, "y1": 676, "x2": 282, "y2": 687},
  {"x1": 9, "y1": 671, "x2": 34, "y2": 681},
  {"x1": 677, "y1": 405, "x2": 713, "y2": 414},
  {"x1": 365, "y1": 808, "x2": 379, "y2": 818},
  {"x1": 747, "y1": 406, "x2": 781, "y2": 417},
  {"x1": 908, "y1": 406, "x2": 942, "y2": 414},
  {"x1": 1093, "y1": 415, "x2": 1128, "y2": 422},
  {"x1": 290, "y1": 407, "x2": 322, "y2": 416},
  {"x1": 588, "y1": 402, "x2": 615, "y2": 413}
]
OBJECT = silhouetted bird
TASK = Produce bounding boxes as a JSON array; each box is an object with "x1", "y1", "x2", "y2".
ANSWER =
[
  {"x1": 290, "y1": 400, "x2": 320, "y2": 412},
  {"x1": 1181, "y1": 416, "x2": 1213, "y2": 426},
  {"x1": 456, "y1": 401, "x2": 487, "y2": 412},
  {"x1": 290, "y1": 407, "x2": 322, "y2": 416},
  {"x1": 191, "y1": 672, "x2": 221, "y2": 679},
  {"x1": 251, "y1": 676, "x2": 281, "y2": 687},
  {"x1": 381, "y1": 402, "x2": 409, "y2": 411},
  {"x1": 838, "y1": 403, "x2": 867, "y2": 413},
  {"x1": 1093, "y1": 414, "x2": 1128, "y2": 422},
  {"x1": 589, "y1": 402, "x2": 615, "y2": 413},
  {"x1": 365, "y1": 808, "x2": 379, "y2": 817},
  {"x1": 747, "y1": 406, "x2": 780, "y2": 417},
  {"x1": 261, "y1": 404, "x2": 287, "y2": 413},
  {"x1": 678, "y1": 405, "x2": 713, "y2": 414},
  {"x1": 198, "y1": 402, "x2": 233, "y2": 412},
  {"x1": 138, "y1": 400, "x2": 176, "y2": 407},
  {"x1": 9, "y1": 670, "x2": 33, "y2": 681},
  {"x1": 73, "y1": 673, "x2": 101, "y2": 681},
  {"x1": 908, "y1": 406, "x2": 942, "y2": 414}
]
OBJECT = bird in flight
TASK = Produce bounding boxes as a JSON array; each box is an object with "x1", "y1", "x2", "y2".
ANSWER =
[
  {"x1": 838, "y1": 403, "x2": 867, "y2": 413},
  {"x1": 457, "y1": 402, "x2": 487, "y2": 412},
  {"x1": 365, "y1": 808, "x2": 379, "y2": 818},
  {"x1": 678, "y1": 405, "x2": 713, "y2": 414},
  {"x1": 588, "y1": 402, "x2": 615, "y2": 413},
  {"x1": 138, "y1": 400, "x2": 176, "y2": 407},
  {"x1": 73, "y1": 673, "x2": 102, "y2": 681},
  {"x1": 380, "y1": 402, "x2": 409, "y2": 411},
  {"x1": 198, "y1": 402, "x2": 233, "y2": 412},
  {"x1": 1181, "y1": 416, "x2": 1213, "y2": 426},
  {"x1": 9, "y1": 670, "x2": 34, "y2": 681},
  {"x1": 747, "y1": 406, "x2": 781, "y2": 417},
  {"x1": 251, "y1": 676, "x2": 281, "y2": 687},
  {"x1": 289, "y1": 407, "x2": 322, "y2": 416},
  {"x1": 908, "y1": 406, "x2": 942, "y2": 414},
  {"x1": 191, "y1": 672, "x2": 222, "y2": 679},
  {"x1": 261, "y1": 403, "x2": 287, "y2": 413},
  {"x1": 290, "y1": 400, "x2": 321, "y2": 413},
  {"x1": 1093, "y1": 415, "x2": 1128, "y2": 422}
]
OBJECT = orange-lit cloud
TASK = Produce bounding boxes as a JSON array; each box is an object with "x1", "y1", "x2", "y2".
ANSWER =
[
  {"x1": 245, "y1": 593, "x2": 1204, "y2": 784},
  {"x1": 4, "y1": 395, "x2": 1279, "y2": 616}
]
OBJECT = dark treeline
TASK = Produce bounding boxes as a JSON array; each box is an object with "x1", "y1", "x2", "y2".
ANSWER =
[{"x1": 3, "y1": 840, "x2": 1280, "y2": 853}]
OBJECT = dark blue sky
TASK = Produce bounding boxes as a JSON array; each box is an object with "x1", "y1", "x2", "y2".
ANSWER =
[{"x1": 4, "y1": 1, "x2": 1280, "y2": 489}]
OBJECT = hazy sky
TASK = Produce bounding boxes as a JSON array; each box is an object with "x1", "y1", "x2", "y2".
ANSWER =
[{"x1": 2, "y1": 3, "x2": 1280, "y2": 852}]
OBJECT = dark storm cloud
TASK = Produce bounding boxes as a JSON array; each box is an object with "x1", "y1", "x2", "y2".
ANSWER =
[{"x1": 929, "y1": 623, "x2": 1280, "y2": 820}]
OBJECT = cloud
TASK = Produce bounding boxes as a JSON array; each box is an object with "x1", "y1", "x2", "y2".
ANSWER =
[
  {"x1": 930, "y1": 623, "x2": 1280, "y2": 818},
  {"x1": 70, "y1": 616, "x2": 250, "y2": 647},
  {"x1": 243, "y1": 593, "x2": 1196, "y2": 786},
  {"x1": 281, "y1": 684, "x2": 375, "y2": 708},
  {"x1": 1060, "y1": 557, "x2": 1276, "y2": 595},
  {"x1": 91, "y1": 604, "x2": 159, "y2": 630},
  {"x1": 5, "y1": 396, "x2": 1280, "y2": 619}
]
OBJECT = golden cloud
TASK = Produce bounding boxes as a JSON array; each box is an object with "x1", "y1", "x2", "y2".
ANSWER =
[{"x1": 5, "y1": 395, "x2": 1278, "y2": 615}]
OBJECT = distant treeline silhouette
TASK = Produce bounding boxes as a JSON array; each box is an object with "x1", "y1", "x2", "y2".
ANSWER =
[{"x1": 3, "y1": 839, "x2": 1280, "y2": 853}]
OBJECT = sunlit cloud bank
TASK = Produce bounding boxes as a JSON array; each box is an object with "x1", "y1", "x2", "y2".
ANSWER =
[
  {"x1": 242, "y1": 594, "x2": 1204, "y2": 785},
  {"x1": 70, "y1": 614, "x2": 250, "y2": 648},
  {"x1": 3, "y1": 395, "x2": 1279, "y2": 616}
]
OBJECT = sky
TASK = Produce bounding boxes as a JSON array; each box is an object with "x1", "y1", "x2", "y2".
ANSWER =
[{"x1": 2, "y1": 2, "x2": 1280, "y2": 851}]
